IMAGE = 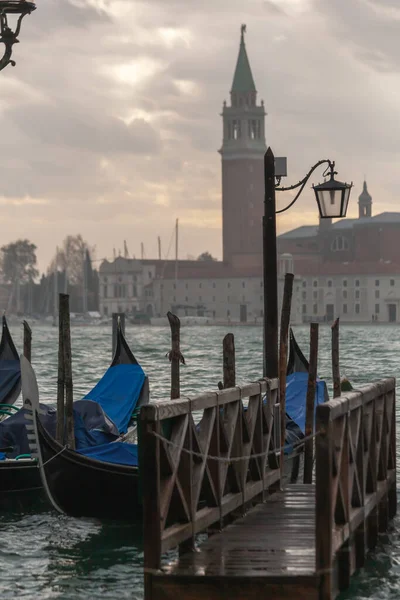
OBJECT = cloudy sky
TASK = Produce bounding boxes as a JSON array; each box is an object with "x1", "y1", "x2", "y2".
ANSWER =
[{"x1": 1, "y1": 0, "x2": 400, "y2": 271}]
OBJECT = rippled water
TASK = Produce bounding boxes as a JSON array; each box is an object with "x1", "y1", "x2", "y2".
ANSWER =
[{"x1": 0, "y1": 323, "x2": 399, "y2": 599}]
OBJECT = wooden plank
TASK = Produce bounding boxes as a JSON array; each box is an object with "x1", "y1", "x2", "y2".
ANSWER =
[
  {"x1": 161, "y1": 470, "x2": 281, "y2": 554},
  {"x1": 150, "y1": 576, "x2": 319, "y2": 600}
]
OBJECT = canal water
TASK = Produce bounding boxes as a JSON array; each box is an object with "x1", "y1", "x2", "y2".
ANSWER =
[{"x1": 0, "y1": 323, "x2": 399, "y2": 599}]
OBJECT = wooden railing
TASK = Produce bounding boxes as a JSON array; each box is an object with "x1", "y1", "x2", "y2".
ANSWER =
[
  {"x1": 140, "y1": 378, "x2": 279, "y2": 572},
  {"x1": 315, "y1": 378, "x2": 397, "y2": 597}
]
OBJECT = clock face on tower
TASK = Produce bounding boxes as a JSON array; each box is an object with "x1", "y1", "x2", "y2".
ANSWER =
[{"x1": 220, "y1": 26, "x2": 267, "y2": 267}]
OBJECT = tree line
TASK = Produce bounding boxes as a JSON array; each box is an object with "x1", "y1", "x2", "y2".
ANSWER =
[{"x1": 1, "y1": 235, "x2": 99, "y2": 315}]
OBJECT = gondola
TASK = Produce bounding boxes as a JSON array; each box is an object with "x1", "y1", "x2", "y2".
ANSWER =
[
  {"x1": 284, "y1": 328, "x2": 328, "y2": 481},
  {"x1": 0, "y1": 315, "x2": 22, "y2": 417},
  {"x1": 23, "y1": 355, "x2": 142, "y2": 520},
  {"x1": 0, "y1": 324, "x2": 148, "y2": 510},
  {"x1": 286, "y1": 327, "x2": 328, "y2": 434}
]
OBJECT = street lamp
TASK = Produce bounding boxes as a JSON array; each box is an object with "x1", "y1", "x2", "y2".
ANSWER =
[
  {"x1": 0, "y1": 0, "x2": 36, "y2": 72},
  {"x1": 263, "y1": 146, "x2": 352, "y2": 378}
]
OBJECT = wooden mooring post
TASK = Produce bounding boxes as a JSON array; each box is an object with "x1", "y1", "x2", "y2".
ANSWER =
[
  {"x1": 303, "y1": 322, "x2": 318, "y2": 484},
  {"x1": 167, "y1": 312, "x2": 184, "y2": 399},
  {"x1": 278, "y1": 273, "x2": 293, "y2": 475},
  {"x1": 57, "y1": 294, "x2": 75, "y2": 449},
  {"x1": 218, "y1": 333, "x2": 235, "y2": 390},
  {"x1": 331, "y1": 317, "x2": 340, "y2": 398},
  {"x1": 141, "y1": 374, "x2": 396, "y2": 600},
  {"x1": 56, "y1": 297, "x2": 65, "y2": 444},
  {"x1": 23, "y1": 320, "x2": 32, "y2": 362},
  {"x1": 112, "y1": 312, "x2": 125, "y2": 358}
]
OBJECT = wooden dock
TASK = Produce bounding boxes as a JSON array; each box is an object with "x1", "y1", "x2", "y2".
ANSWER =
[{"x1": 140, "y1": 377, "x2": 397, "y2": 600}]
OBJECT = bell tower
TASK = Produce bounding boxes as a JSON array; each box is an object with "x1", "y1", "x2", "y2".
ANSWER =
[
  {"x1": 219, "y1": 25, "x2": 266, "y2": 267},
  {"x1": 358, "y1": 180, "x2": 372, "y2": 218}
]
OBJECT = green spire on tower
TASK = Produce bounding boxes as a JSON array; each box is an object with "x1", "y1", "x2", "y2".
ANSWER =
[{"x1": 231, "y1": 24, "x2": 256, "y2": 93}]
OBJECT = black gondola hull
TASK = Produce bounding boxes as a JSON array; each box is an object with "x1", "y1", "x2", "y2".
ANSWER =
[
  {"x1": 37, "y1": 419, "x2": 141, "y2": 519},
  {"x1": 0, "y1": 459, "x2": 45, "y2": 510}
]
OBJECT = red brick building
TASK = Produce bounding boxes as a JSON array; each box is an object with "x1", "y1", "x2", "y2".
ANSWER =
[{"x1": 220, "y1": 25, "x2": 266, "y2": 269}]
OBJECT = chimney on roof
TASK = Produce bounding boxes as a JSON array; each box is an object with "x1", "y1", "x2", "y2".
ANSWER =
[{"x1": 318, "y1": 215, "x2": 332, "y2": 233}]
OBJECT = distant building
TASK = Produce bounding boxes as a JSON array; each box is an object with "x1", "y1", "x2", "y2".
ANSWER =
[
  {"x1": 98, "y1": 27, "x2": 303, "y2": 324},
  {"x1": 99, "y1": 257, "x2": 156, "y2": 317},
  {"x1": 220, "y1": 25, "x2": 266, "y2": 269},
  {"x1": 278, "y1": 183, "x2": 400, "y2": 322},
  {"x1": 98, "y1": 256, "x2": 303, "y2": 325}
]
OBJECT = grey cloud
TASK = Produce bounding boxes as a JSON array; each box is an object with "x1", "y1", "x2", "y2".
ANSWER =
[
  {"x1": 7, "y1": 102, "x2": 162, "y2": 154},
  {"x1": 1, "y1": 0, "x2": 400, "y2": 270}
]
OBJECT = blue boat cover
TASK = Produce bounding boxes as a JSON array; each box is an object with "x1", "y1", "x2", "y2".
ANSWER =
[
  {"x1": 0, "y1": 452, "x2": 5, "y2": 460},
  {"x1": 83, "y1": 363, "x2": 145, "y2": 434},
  {"x1": 0, "y1": 360, "x2": 21, "y2": 404},
  {"x1": 286, "y1": 372, "x2": 327, "y2": 434},
  {"x1": 78, "y1": 441, "x2": 138, "y2": 466},
  {"x1": 0, "y1": 401, "x2": 119, "y2": 458}
]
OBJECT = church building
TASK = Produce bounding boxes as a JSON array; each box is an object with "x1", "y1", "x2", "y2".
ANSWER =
[
  {"x1": 98, "y1": 27, "x2": 302, "y2": 324},
  {"x1": 220, "y1": 24, "x2": 266, "y2": 269},
  {"x1": 99, "y1": 26, "x2": 400, "y2": 324}
]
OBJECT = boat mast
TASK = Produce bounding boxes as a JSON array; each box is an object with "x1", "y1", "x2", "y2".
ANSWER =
[
  {"x1": 175, "y1": 218, "x2": 178, "y2": 288},
  {"x1": 158, "y1": 236, "x2": 161, "y2": 261},
  {"x1": 82, "y1": 246, "x2": 88, "y2": 314},
  {"x1": 53, "y1": 247, "x2": 58, "y2": 325}
]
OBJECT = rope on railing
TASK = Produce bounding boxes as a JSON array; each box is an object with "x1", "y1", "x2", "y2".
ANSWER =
[{"x1": 151, "y1": 429, "x2": 322, "y2": 463}]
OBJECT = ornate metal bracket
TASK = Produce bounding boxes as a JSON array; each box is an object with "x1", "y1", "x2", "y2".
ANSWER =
[
  {"x1": 275, "y1": 159, "x2": 334, "y2": 214},
  {"x1": 0, "y1": 1, "x2": 36, "y2": 72}
]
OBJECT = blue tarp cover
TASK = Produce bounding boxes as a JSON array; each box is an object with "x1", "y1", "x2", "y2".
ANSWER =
[
  {"x1": 286, "y1": 372, "x2": 327, "y2": 434},
  {"x1": 0, "y1": 360, "x2": 20, "y2": 404},
  {"x1": 0, "y1": 452, "x2": 5, "y2": 460},
  {"x1": 0, "y1": 401, "x2": 119, "y2": 457},
  {"x1": 83, "y1": 363, "x2": 145, "y2": 434},
  {"x1": 77, "y1": 441, "x2": 138, "y2": 466}
]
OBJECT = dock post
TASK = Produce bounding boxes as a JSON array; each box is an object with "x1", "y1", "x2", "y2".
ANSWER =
[
  {"x1": 56, "y1": 295, "x2": 65, "y2": 444},
  {"x1": 304, "y1": 322, "x2": 319, "y2": 484},
  {"x1": 223, "y1": 333, "x2": 235, "y2": 388},
  {"x1": 278, "y1": 273, "x2": 294, "y2": 477},
  {"x1": 167, "y1": 312, "x2": 183, "y2": 400},
  {"x1": 23, "y1": 320, "x2": 32, "y2": 362},
  {"x1": 112, "y1": 312, "x2": 125, "y2": 358},
  {"x1": 331, "y1": 318, "x2": 341, "y2": 398},
  {"x1": 60, "y1": 294, "x2": 75, "y2": 450},
  {"x1": 315, "y1": 403, "x2": 334, "y2": 599}
]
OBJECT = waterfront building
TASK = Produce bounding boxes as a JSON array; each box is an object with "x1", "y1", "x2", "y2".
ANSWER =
[{"x1": 278, "y1": 182, "x2": 400, "y2": 322}]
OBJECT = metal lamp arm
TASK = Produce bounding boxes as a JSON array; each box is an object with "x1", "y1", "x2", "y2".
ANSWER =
[
  {"x1": 275, "y1": 159, "x2": 334, "y2": 214},
  {"x1": 0, "y1": 35, "x2": 14, "y2": 70}
]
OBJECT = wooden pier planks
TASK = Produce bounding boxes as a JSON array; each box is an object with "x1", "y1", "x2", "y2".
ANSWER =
[{"x1": 148, "y1": 485, "x2": 319, "y2": 600}]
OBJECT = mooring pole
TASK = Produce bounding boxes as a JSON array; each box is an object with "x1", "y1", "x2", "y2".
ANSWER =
[
  {"x1": 223, "y1": 333, "x2": 235, "y2": 389},
  {"x1": 167, "y1": 312, "x2": 183, "y2": 399},
  {"x1": 112, "y1": 312, "x2": 125, "y2": 357},
  {"x1": 56, "y1": 295, "x2": 65, "y2": 444},
  {"x1": 60, "y1": 293, "x2": 75, "y2": 449},
  {"x1": 331, "y1": 318, "x2": 341, "y2": 398},
  {"x1": 304, "y1": 322, "x2": 319, "y2": 484},
  {"x1": 263, "y1": 147, "x2": 278, "y2": 379},
  {"x1": 23, "y1": 320, "x2": 32, "y2": 362},
  {"x1": 278, "y1": 273, "x2": 294, "y2": 476}
]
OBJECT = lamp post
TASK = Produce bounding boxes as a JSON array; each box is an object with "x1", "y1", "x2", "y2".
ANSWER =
[
  {"x1": 0, "y1": 0, "x2": 36, "y2": 72},
  {"x1": 263, "y1": 146, "x2": 352, "y2": 379}
]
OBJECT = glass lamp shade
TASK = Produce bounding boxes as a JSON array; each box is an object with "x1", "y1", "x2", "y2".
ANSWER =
[{"x1": 313, "y1": 177, "x2": 352, "y2": 219}]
